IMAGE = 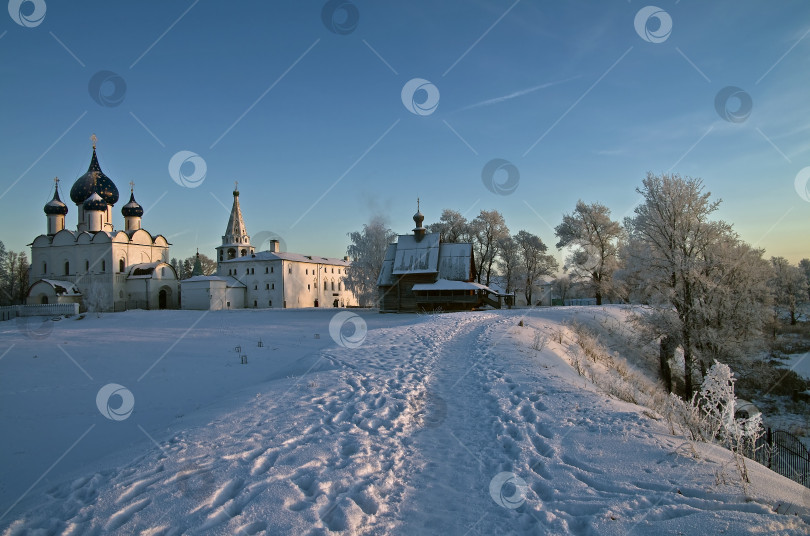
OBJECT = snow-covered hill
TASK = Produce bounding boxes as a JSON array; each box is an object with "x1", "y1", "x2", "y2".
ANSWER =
[{"x1": 1, "y1": 307, "x2": 808, "y2": 535}]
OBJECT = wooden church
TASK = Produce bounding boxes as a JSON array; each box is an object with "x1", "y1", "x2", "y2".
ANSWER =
[{"x1": 376, "y1": 205, "x2": 502, "y2": 313}]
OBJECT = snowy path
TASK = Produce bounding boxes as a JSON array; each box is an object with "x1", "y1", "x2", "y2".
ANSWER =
[{"x1": 1, "y1": 308, "x2": 808, "y2": 535}]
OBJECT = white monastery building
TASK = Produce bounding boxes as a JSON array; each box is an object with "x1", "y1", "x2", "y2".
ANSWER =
[
  {"x1": 27, "y1": 137, "x2": 179, "y2": 311},
  {"x1": 180, "y1": 185, "x2": 358, "y2": 310}
]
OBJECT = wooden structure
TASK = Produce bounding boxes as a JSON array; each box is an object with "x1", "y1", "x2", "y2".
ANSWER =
[{"x1": 377, "y1": 206, "x2": 502, "y2": 313}]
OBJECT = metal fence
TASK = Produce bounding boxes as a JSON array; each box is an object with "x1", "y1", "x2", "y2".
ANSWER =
[
  {"x1": 0, "y1": 303, "x2": 79, "y2": 319},
  {"x1": 744, "y1": 428, "x2": 810, "y2": 488}
]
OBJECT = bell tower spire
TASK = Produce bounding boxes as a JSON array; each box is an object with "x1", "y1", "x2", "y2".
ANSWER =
[{"x1": 216, "y1": 184, "x2": 254, "y2": 266}]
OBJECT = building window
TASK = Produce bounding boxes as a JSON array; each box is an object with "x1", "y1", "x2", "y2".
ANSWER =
[
  {"x1": 288, "y1": 266, "x2": 291, "y2": 274},
  {"x1": 324, "y1": 281, "x2": 327, "y2": 290},
  {"x1": 64, "y1": 261, "x2": 70, "y2": 275},
  {"x1": 254, "y1": 285, "x2": 258, "y2": 290},
  {"x1": 265, "y1": 267, "x2": 268, "y2": 274},
  {"x1": 271, "y1": 266, "x2": 274, "y2": 273},
  {"x1": 266, "y1": 283, "x2": 270, "y2": 290},
  {"x1": 43, "y1": 262, "x2": 47, "y2": 274},
  {"x1": 253, "y1": 300, "x2": 257, "y2": 308},
  {"x1": 306, "y1": 269, "x2": 308, "y2": 275},
  {"x1": 251, "y1": 268, "x2": 255, "y2": 274},
  {"x1": 338, "y1": 282, "x2": 341, "y2": 291},
  {"x1": 85, "y1": 260, "x2": 89, "y2": 270},
  {"x1": 268, "y1": 300, "x2": 272, "y2": 307},
  {"x1": 101, "y1": 260, "x2": 106, "y2": 272},
  {"x1": 246, "y1": 268, "x2": 250, "y2": 274},
  {"x1": 271, "y1": 283, "x2": 275, "y2": 290},
  {"x1": 331, "y1": 281, "x2": 335, "y2": 291},
  {"x1": 228, "y1": 248, "x2": 236, "y2": 259},
  {"x1": 331, "y1": 268, "x2": 334, "y2": 273},
  {"x1": 119, "y1": 259, "x2": 125, "y2": 272},
  {"x1": 308, "y1": 284, "x2": 311, "y2": 290},
  {"x1": 241, "y1": 249, "x2": 247, "y2": 256}
]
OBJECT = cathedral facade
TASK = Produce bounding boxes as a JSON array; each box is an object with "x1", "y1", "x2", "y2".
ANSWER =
[
  {"x1": 27, "y1": 139, "x2": 179, "y2": 311},
  {"x1": 180, "y1": 187, "x2": 358, "y2": 310}
]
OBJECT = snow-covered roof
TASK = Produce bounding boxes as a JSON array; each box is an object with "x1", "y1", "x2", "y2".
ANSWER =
[
  {"x1": 437, "y1": 243, "x2": 473, "y2": 281},
  {"x1": 182, "y1": 275, "x2": 246, "y2": 287},
  {"x1": 37, "y1": 279, "x2": 81, "y2": 295},
  {"x1": 221, "y1": 250, "x2": 350, "y2": 266},
  {"x1": 127, "y1": 262, "x2": 160, "y2": 279},
  {"x1": 392, "y1": 233, "x2": 440, "y2": 274},
  {"x1": 412, "y1": 279, "x2": 493, "y2": 292},
  {"x1": 377, "y1": 243, "x2": 397, "y2": 286}
]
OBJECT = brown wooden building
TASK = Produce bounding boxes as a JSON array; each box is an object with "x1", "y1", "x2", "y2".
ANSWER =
[{"x1": 377, "y1": 207, "x2": 502, "y2": 313}]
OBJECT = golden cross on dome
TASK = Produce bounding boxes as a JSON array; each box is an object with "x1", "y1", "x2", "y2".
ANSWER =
[
  {"x1": 54, "y1": 176, "x2": 59, "y2": 186},
  {"x1": 90, "y1": 134, "x2": 97, "y2": 148},
  {"x1": 129, "y1": 180, "x2": 135, "y2": 192},
  {"x1": 417, "y1": 197, "x2": 420, "y2": 211},
  {"x1": 234, "y1": 180, "x2": 239, "y2": 191}
]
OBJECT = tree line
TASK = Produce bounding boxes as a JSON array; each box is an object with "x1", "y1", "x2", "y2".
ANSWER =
[{"x1": 344, "y1": 172, "x2": 810, "y2": 398}]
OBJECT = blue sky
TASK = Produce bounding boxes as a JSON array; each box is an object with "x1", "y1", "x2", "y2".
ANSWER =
[{"x1": 1, "y1": 0, "x2": 808, "y2": 265}]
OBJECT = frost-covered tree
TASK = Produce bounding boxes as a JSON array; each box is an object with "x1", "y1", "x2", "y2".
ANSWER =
[
  {"x1": 552, "y1": 274, "x2": 573, "y2": 304},
  {"x1": 345, "y1": 216, "x2": 397, "y2": 307},
  {"x1": 430, "y1": 209, "x2": 470, "y2": 243},
  {"x1": 799, "y1": 258, "x2": 810, "y2": 301},
  {"x1": 770, "y1": 257, "x2": 808, "y2": 325},
  {"x1": 470, "y1": 210, "x2": 509, "y2": 287},
  {"x1": 514, "y1": 230, "x2": 558, "y2": 305},
  {"x1": 623, "y1": 173, "x2": 770, "y2": 398},
  {"x1": 554, "y1": 200, "x2": 622, "y2": 305},
  {"x1": 495, "y1": 235, "x2": 520, "y2": 295}
]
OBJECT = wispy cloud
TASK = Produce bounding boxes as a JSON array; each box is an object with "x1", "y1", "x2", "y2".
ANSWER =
[{"x1": 459, "y1": 76, "x2": 580, "y2": 111}]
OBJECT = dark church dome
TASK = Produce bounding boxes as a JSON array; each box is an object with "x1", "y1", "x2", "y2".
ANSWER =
[
  {"x1": 70, "y1": 146, "x2": 119, "y2": 206},
  {"x1": 44, "y1": 186, "x2": 68, "y2": 215},
  {"x1": 121, "y1": 191, "x2": 144, "y2": 217},
  {"x1": 83, "y1": 192, "x2": 107, "y2": 211}
]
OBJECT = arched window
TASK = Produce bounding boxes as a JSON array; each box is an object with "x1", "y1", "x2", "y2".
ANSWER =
[
  {"x1": 338, "y1": 282, "x2": 341, "y2": 291},
  {"x1": 253, "y1": 300, "x2": 257, "y2": 308},
  {"x1": 228, "y1": 248, "x2": 236, "y2": 260},
  {"x1": 43, "y1": 262, "x2": 47, "y2": 274},
  {"x1": 119, "y1": 259, "x2": 125, "y2": 272},
  {"x1": 265, "y1": 267, "x2": 268, "y2": 274},
  {"x1": 268, "y1": 300, "x2": 272, "y2": 307},
  {"x1": 271, "y1": 283, "x2": 274, "y2": 290},
  {"x1": 254, "y1": 284, "x2": 258, "y2": 290},
  {"x1": 307, "y1": 284, "x2": 311, "y2": 290},
  {"x1": 331, "y1": 281, "x2": 335, "y2": 291},
  {"x1": 101, "y1": 260, "x2": 106, "y2": 272},
  {"x1": 271, "y1": 266, "x2": 274, "y2": 273},
  {"x1": 85, "y1": 260, "x2": 89, "y2": 270},
  {"x1": 324, "y1": 281, "x2": 328, "y2": 290},
  {"x1": 241, "y1": 249, "x2": 247, "y2": 257},
  {"x1": 332, "y1": 268, "x2": 334, "y2": 273},
  {"x1": 64, "y1": 261, "x2": 69, "y2": 275},
  {"x1": 306, "y1": 269, "x2": 308, "y2": 275}
]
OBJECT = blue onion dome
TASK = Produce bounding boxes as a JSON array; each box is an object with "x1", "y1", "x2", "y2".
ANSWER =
[
  {"x1": 83, "y1": 192, "x2": 107, "y2": 211},
  {"x1": 121, "y1": 190, "x2": 143, "y2": 217},
  {"x1": 44, "y1": 185, "x2": 68, "y2": 215},
  {"x1": 70, "y1": 146, "x2": 119, "y2": 205}
]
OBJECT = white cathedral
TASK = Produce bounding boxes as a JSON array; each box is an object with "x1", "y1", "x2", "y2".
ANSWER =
[
  {"x1": 27, "y1": 138, "x2": 179, "y2": 311},
  {"x1": 180, "y1": 185, "x2": 359, "y2": 310}
]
